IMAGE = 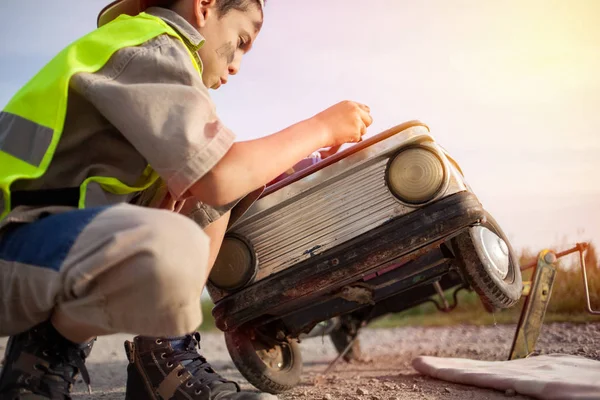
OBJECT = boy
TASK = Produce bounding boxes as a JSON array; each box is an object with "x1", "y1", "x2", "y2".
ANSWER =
[{"x1": 0, "y1": 0, "x2": 373, "y2": 399}]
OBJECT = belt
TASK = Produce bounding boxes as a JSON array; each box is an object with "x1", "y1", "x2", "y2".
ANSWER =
[{"x1": 11, "y1": 188, "x2": 81, "y2": 208}]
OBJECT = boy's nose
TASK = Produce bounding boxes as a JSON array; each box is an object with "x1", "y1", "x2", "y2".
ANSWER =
[
  {"x1": 228, "y1": 54, "x2": 242, "y2": 75},
  {"x1": 228, "y1": 64, "x2": 239, "y2": 75}
]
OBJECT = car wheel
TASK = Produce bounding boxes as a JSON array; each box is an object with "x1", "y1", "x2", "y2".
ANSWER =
[
  {"x1": 224, "y1": 328, "x2": 302, "y2": 394},
  {"x1": 453, "y1": 211, "x2": 523, "y2": 310}
]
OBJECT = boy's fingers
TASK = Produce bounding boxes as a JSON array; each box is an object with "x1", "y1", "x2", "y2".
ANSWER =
[
  {"x1": 359, "y1": 108, "x2": 373, "y2": 127},
  {"x1": 360, "y1": 122, "x2": 367, "y2": 136},
  {"x1": 356, "y1": 103, "x2": 370, "y2": 112}
]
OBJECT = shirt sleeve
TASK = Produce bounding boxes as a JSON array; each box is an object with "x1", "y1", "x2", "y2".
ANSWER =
[
  {"x1": 71, "y1": 34, "x2": 234, "y2": 199},
  {"x1": 131, "y1": 177, "x2": 246, "y2": 229},
  {"x1": 178, "y1": 185, "x2": 265, "y2": 229}
]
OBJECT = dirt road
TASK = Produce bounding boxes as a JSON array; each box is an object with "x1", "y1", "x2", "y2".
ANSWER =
[{"x1": 1, "y1": 322, "x2": 599, "y2": 399}]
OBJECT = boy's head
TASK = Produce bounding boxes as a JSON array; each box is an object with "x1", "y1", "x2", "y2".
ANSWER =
[
  {"x1": 169, "y1": 0, "x2": 264, "y2": 89},
  {"x1": 98, "y1": 0, "x2": 264, "y2": 90}
]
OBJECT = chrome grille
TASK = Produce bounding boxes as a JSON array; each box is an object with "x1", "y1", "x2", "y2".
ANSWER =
[{"x1": 236, "y1": 158, "x2": 415, "y2": 280}]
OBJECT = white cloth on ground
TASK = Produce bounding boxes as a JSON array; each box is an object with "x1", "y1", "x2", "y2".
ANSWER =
[{"x1": 412, "y1": 354, "x2": 600, "y2": 400}]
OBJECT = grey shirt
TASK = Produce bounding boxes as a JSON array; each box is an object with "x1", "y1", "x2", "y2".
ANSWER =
[{"x1": 9, "y1": 8, "x2": 245, "y2": 228}]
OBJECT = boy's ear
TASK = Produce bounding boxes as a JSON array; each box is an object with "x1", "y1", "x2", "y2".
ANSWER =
[{"x1": 194, "y1": 0, "x2": 218, "y2": 28}]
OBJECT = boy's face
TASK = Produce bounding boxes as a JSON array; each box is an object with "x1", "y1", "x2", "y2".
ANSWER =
[{"x1": 195, "y1": 1, "x2": 263, "y2": 90}]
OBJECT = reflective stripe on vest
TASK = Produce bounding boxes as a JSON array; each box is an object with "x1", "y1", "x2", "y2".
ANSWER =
[{"x1": 0, "y1": 12, "x2": 201, "y2": 219}]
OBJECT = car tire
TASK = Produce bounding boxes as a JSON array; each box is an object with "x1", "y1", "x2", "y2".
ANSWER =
[
  {"x1": 453, "y1": 211, "x2": 523, "y2": 310},
  {"x1": 224, "y1": 328, "x2": 303, "y2": 394}
]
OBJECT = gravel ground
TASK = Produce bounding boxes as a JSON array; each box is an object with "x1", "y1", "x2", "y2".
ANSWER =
[{"x1": 1, "y1": 322, "x2": 599, "y2": 399}]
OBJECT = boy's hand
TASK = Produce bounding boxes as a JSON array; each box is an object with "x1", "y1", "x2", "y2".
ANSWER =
[
  {"x1": 313, "y1": 101, "x2": 373, "y2": 147},
  {"x1": 191, "y1": 100, "x2": 373, "y2": 207},
  {"x1": 318, "y1": 144, "x2": 342, "y2": 159}
]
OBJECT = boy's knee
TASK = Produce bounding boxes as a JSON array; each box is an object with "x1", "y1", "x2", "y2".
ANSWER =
[
  {"x1": 131, "y1": 212, "x2": 209, "y2": 334},
  {"x1": 87, "y1": 206, "x2": 210, "y2": 334},
  {"x1": 133, "y1": 209, "x2": 210, "y2": 299},
  {"x1": 48, "y1": 205, "x2": 210, "y2": 336}
]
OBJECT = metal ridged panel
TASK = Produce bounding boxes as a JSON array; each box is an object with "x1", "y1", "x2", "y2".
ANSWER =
[{"x1": 237, "y1": 158, "x2": 413, "y2": 280}]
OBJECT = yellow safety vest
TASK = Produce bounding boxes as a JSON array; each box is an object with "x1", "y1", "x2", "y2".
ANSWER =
[{"x1": 0, "y1": 12, "x2": 201, "y2": 220}]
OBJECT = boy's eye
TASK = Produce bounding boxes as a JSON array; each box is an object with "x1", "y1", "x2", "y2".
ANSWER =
[{"x1": 238, "y1": 37, "x2": 250, "y2": 51}]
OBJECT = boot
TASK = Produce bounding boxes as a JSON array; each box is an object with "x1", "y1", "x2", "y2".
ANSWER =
[
  {"x1": 124, "y1": 333, "x2": 277, "y2": 400},
  {"x1": 0, "y1": 321, "x2": 94, "y2": 400}
]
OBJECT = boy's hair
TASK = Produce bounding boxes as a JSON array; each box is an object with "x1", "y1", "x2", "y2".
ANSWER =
[
  {"x1": 163, "y1": 0, "x2": 265, "y2": 17},
  {"x1": 98, "y1": 0, "x2": 264, "y2": 28},
  {"x1": 215, "y1": 0, "x2": 265, "y2": 16}
]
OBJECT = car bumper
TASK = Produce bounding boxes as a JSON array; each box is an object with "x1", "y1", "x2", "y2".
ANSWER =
[{"x1": 212, "y1": 190, "x2": 485, "y2": 332}]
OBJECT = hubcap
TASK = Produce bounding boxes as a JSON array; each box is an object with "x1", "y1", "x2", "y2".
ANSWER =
[
  {"x1": 256, "y1": 342, "x2": 293, "y2": 372},
  {"x1": 471, "y1": 226, "x2": 510, "y2": 280}
]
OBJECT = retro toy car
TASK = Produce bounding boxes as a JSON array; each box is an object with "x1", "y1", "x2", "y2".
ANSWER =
[{"x1": 206, "y1": 120, "x2": 523, "y2": 393}]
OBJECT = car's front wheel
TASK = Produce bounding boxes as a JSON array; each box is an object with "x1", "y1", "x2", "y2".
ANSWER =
[
  {"x1": 453, "y1": 212, "x2": 523, "y2": 310},
  {"x1": 224, "y1": 327, "x2": 303, "y2": 394}
]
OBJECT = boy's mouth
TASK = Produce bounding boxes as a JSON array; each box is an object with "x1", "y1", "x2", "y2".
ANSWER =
[{"x1": 212, "y1": 78, "x2": 227, "y2": 90}]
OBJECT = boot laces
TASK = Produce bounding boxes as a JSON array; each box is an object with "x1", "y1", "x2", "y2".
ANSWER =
[
  {"x1": 164, "y1": 332, "x2": 231, "y2": 390},
  {"x1": 26, "y1": 338, "x2": 92, "y2": 398}
]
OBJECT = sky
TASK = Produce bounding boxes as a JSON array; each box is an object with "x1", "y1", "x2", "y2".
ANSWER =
[{"x1": 1, "y1": 0, "x2": 599, "y2": 256}]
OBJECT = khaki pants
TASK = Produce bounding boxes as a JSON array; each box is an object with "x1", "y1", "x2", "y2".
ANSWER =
[{"x1": 0, "y1": 204, "x2": 209, "y2": 337}]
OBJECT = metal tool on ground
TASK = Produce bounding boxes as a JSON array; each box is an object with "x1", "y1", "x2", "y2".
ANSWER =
[
  {"x1": 323, "y1": 320, "x2": 367, "y2": 375},
  {"x1": 509, "y1": 242, "x2": 598, "y2": 360}
]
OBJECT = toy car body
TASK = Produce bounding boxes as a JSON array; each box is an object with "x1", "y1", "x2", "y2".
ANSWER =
[{"x1": 206, "y1": 121, "x2": 523, "y2": 393}]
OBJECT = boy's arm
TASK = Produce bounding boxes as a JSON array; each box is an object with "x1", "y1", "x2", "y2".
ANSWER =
[{"x1": 190, "y1": 101, "x2": 372, "y2": 207}]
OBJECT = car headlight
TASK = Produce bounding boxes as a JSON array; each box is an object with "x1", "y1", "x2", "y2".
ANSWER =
[
  {"x1": 209, "y1": 235, "x2": 257, "y2": 291},
  {"x1": 386, "y1": 146, "x2": 445, "y2": 204}
]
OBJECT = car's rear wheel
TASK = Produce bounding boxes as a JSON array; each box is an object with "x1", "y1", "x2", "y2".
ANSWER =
[
  {"x1": 453, "y1": 211, "x2": 523, "y2": 310},
  {"x1": 224, "y1": 327, "x2": 302, "y2": 394}
]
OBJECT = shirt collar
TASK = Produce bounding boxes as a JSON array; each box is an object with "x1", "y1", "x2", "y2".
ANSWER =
[{"x1": 146, "y1": 7, "x2": 205, "y2": 52}]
